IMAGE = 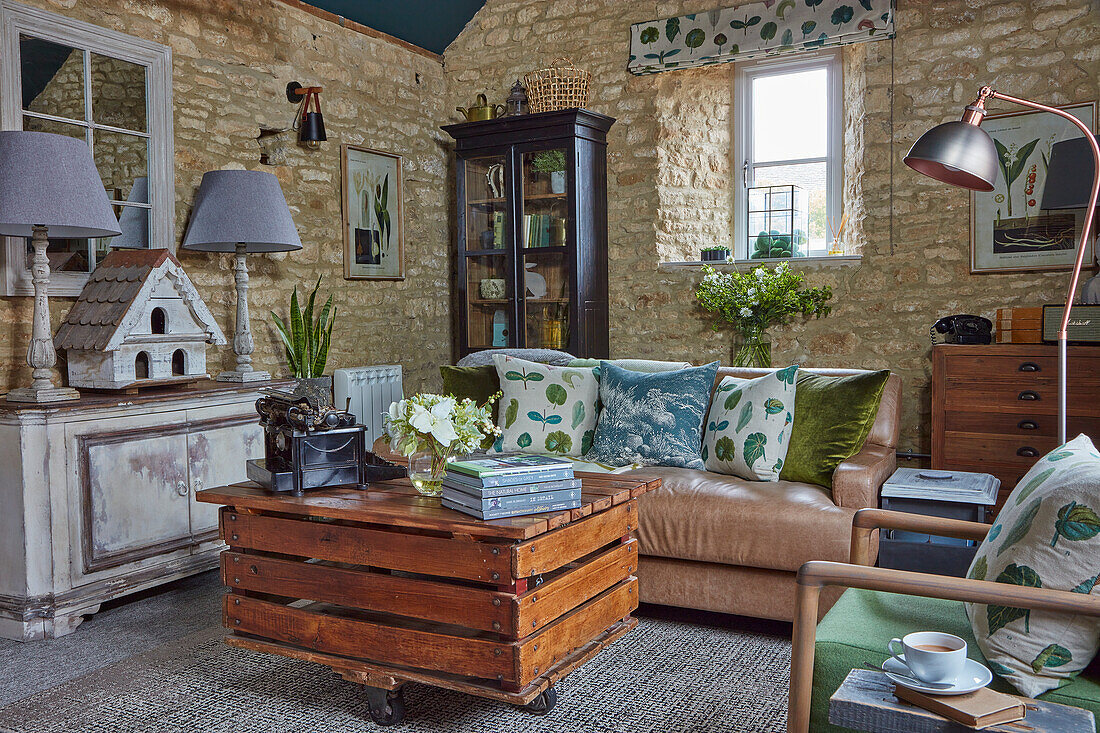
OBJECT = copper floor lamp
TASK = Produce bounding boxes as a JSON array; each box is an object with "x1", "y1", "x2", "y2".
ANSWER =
[{"x1": 904, "y1": 86, "x2": 1098, "y2": 444}]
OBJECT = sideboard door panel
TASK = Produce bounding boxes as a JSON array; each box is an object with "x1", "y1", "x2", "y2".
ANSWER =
[
  {"x1": 186, "y1": 418, "x2": 263, "y2": 541},
  {"x1": 80, "y1": 429, "x2": 192, "y2": 575}
]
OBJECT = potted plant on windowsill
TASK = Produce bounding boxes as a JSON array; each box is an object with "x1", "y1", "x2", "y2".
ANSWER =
[
  {"x1": 700, "y1": 245, "x2": 731, "y2": 262},
  {"x1": 271, "y1": 276, "x2": 337, "y2": 407},
  {"x1": 695, "y1": 261, "x2": 832, "y2": 368}
]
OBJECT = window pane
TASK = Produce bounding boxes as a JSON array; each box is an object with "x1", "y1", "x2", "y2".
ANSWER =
[
  {"x1": 752, "y1": 162, "x2": 828, "y2": 253},
  {"x1": 91, "y1": 53, "x2": 147, "y2": 132},
  {"x1": 20, "y1": 35, "x2": 85, "y2": 122},
  {"x1": 752, "y1": 67, "x2": 828, "y2": 162},
  {"x1": 94, "y1": 130, "x2": 149, "y2": 204},
  {"x1": 23, "y1": 114, "x2": 86, "y2": 141},
  {"x1": 25, "y1": 238, "x2": 92, "y2": 273}
]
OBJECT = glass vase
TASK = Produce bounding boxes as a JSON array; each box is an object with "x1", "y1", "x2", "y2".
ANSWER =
[
  {"x1": 408, "y1": 444, "x2": 454, "y2": 497},
  {"x1": 733, "y1": 334, "x2": 772, "y2": 368}
]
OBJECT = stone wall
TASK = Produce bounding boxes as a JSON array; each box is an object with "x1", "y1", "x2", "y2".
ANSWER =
[
  {"x1": 0, "y1": 0, "x2": 452, "y2": 395},
  {"x1": 445, "y1": 0, "x2": 1100, "y2": 453}
]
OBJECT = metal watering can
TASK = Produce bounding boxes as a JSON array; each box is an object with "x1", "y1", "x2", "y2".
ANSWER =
[{"x1": 456, "y1": 93, "x2": 505, "y2": 122}]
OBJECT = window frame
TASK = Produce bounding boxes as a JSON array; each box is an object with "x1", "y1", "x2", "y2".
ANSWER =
[
  {"x1": 0, "y1": 0, "x2": 174, "y2": 297},
  {"x1": 733, "y1": 50, "x2": 842, "y2": 261}
]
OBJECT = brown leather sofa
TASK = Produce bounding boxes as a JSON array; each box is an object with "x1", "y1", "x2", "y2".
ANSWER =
[{"x1": 622, "y1": 367, "x2": 901, "y2": 623}]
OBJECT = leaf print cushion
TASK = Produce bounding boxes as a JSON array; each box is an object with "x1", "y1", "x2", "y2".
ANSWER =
[
  {"x1": 489, "y1": 354, "x2": 598, "y2": 457},
  {"x1": 964, "y1": 434, "x2": 1100, "y2": 697},
  {"x1": 701, "y1": 367, "x2": 798, "y2": 481}
]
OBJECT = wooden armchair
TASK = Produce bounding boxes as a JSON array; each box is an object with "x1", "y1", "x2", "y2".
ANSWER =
[{"x1": 787, "y1": 508, "x2": 1100, "y2": 733}]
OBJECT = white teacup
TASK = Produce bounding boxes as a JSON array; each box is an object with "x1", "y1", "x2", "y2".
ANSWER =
[{"x1": 887, "y1": 631, "x2": 967, "y2": 684}]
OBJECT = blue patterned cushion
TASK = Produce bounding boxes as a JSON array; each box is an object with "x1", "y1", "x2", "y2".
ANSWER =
[{"x1": 586, "y1": 361, "x2": 720, "y2": 468}]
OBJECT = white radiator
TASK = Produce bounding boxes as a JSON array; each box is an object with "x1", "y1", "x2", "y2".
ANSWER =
[{"x1": 333, "y1": 365, "x2": 403, "y2": 445}]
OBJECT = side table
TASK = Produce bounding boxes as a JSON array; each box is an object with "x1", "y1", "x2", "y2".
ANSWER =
[
  {"x1": 197, "y1": 472, "x2": 659, "y2": 725},
  {"x1": 830, "y1": 669, "x2": 1096, "y2": 732}
]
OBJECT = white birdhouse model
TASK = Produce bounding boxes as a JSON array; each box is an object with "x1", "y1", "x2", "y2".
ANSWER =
[{"x1": 55, "y1": 249, "x2": 227, "y2": 391}]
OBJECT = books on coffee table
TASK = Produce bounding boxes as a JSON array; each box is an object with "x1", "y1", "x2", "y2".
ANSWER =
[
  {"x1": 442, "y1": 453, "x2": 579, "y2": 520},
  {"x1": 447, "y1": 453, "x2": 574, "y2": 487},
  {"x1": 892, "y1": 684, "x2": 1026, "y2": 729},
  {"x1": 442, "y1": 487, "x2": 582, "y2": 520}
]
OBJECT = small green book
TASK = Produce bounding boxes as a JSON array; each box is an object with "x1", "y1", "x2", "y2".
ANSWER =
[{"x1": 448, "y1": 453, "x2": 573, "y2": 478}]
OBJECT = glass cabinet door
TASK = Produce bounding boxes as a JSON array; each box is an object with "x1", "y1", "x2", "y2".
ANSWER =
[
  {"x1": 520, "y1": 148, "x2": 570, "y2": 350},
  {"x1": 463, "y1": 154, "x2": 513, "y2": 349}
]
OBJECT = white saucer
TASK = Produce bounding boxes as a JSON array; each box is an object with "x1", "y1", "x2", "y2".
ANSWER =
[{"x1": 882, "y1": 656, "x2": 993, "y2": 695}]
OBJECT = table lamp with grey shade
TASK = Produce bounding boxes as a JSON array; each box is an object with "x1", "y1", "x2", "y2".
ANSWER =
[
  {"x1": 0, "y1": 131, "x2": 121, "y2": 403},
  {"x1": 182, "y1": 170, "x2": 302, "y2": 382},
  {"x1": 1041, "y1": 134, "x2": 1100, "y2": 304}
]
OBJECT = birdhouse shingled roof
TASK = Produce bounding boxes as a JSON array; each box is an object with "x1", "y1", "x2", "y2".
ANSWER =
[{"x1": 55, "y1": 248, "x2": 226, "y2": 352}]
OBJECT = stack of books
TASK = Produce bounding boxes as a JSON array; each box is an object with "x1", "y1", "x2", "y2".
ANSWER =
[{"x1": 442, "y1": 454, "x2": 580, "y2": 520}]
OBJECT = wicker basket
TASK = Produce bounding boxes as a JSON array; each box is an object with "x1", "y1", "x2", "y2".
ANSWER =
[{"x1": 523, "y1": 57, "x2": 590, "y2": 113}]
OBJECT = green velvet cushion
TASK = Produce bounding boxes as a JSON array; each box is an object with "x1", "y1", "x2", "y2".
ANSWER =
[
  {"x1": 812, "y1": 588, "x2": 1100, "y2": 733},
  {"x1": 779, "y1": 370, "x2": 890, "y2": 489},
  {"x1": 440, "y1": 365, "x2": 499, "y2": 449}
]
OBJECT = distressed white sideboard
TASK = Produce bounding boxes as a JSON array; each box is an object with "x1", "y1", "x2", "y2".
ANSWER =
[{"x1": 0, "y1": 380, "x2": 279, "y2": 641}]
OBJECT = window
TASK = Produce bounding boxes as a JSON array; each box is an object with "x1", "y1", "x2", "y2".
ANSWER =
[
  {"x1": 734, "y1": 52, "x2": 842, "y2": 260},
  {"x1": 0, "y1": 0, "x2": 174, "y2": 296},
  {"x1": 150, "y1": 307, "x2": 167, "y2": 334}
]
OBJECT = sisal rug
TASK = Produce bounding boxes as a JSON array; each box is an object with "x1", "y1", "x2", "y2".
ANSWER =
[{"x1": 0, "y1": 612, "x2": 791, "y2": 732}]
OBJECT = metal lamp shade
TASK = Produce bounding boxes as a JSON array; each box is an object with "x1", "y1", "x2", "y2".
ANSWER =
[
  {"x1": 181, "y1": 169, "x2": 302, "y2": 253},
  {"x1": 904, "y1": 120, "x2": 1000, "y2": 192},
  {"x1": 1040, "y1": 135, "x2": 1097, "y2": 210},
  {"x1": 0, "y1": 130, "x2": 120, "y2": 238},
  {"x1": 300, "y1": 111, "x2": 326, "y2": 143}
]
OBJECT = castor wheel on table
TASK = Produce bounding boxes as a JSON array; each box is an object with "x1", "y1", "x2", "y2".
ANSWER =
[
  {"x1": 522, "y1": 687, "x2": 558, "y2": 715},
  {"x1": 365, "y1": 686, "x2": 406, "y2": 726}
]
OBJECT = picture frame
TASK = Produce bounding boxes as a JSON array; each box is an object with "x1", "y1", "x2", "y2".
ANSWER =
[
  {"x1": 341, "y1": 144, "x2": 404, "y2": 280},
  {"x1": 970, "y1": 101, "x2": 1096, "y2": 274}
]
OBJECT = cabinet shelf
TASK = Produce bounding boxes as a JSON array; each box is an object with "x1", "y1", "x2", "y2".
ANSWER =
[{"x1": 467, "y1": 197, "x2": 506, "y2": 205}]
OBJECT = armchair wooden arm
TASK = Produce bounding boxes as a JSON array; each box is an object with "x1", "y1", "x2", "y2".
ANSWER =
[
  {"x1": 787, "y1": 560, "x2": 1100, "y2": 732},
  {"x1": 850, "y1": 508, "x2": 991, "y2": 566}
]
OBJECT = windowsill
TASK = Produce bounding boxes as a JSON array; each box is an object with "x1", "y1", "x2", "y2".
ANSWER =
[{"x1": 659, "y1": 255, "x2": 862, "y2": 271}]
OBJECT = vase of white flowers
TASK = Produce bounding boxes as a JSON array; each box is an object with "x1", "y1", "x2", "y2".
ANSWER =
[
  {"x1": 385, "y1": 393, "x2": 500, "y2": 496},
  {"x1": 695, "y1": 262, "x2": 832, "y2": 368}
]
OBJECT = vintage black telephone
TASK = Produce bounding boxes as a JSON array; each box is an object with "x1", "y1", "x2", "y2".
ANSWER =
[{"x1": 930, "y1": 315, "x2": 993, "y2": 345}]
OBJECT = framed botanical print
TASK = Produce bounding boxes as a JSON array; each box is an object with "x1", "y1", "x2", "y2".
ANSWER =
[
  {"x1": 341, "y1": 144, "x2": 404, "y2": 280},
  {"x1": 970, "y1": 101, "x2": 1096, "y2": 274}
]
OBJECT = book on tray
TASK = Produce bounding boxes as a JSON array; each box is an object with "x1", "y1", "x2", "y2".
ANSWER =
[
  {"x1": 442, "y1": 453, "x2": 579, "y2": 519},
  {"x1": 892, "y1": 684, "x2": 1026, "y2": 729}
]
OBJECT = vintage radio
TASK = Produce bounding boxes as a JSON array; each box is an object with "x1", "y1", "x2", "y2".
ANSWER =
[
  {"x1": 246, "y1": 388, "x2": 403, "y2": 495},
  {"x1": 1043, "y1": 305, "x2": 1100, "y2": 344}
]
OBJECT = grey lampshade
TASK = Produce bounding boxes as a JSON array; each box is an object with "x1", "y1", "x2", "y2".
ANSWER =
[
  {"x1": 182, "y1": 169, "x2": 302, "y2": 253},
  {"x1": 0, "y1": 130, "x2": 121, "y2": 238},
  {"x1": 904, "y1": 120, "x2": 1000, "y2": 192},
  {"x1": 1040, "y1": 135, "x2": 1097, "y2": 210}
]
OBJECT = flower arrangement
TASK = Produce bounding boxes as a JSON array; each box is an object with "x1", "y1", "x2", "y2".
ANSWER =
[
  {"x1": 695, "y1": 261, "x2": 832, "y2": 367},
  {"x1": 385, "y1": 393, "x2": 500, "y2": 495}
]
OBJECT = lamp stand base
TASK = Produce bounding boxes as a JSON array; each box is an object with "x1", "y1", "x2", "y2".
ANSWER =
[
  {"x1": 6, "y1": 385, "x2": 81, "y2": 403},
  {"x1": 216, "y1": 370, "x2": 270, "y2": 383}
]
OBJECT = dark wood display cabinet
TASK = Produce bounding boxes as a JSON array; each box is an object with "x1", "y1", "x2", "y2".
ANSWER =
[{"x1": 443, "y1": 109, "x2": 614, "y2": 360}]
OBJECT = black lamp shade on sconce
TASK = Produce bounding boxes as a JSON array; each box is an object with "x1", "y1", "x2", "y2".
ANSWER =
[
  {"x1": 300, "y1": 111, "x2": 326, "y2": 144},
  {"x1": 1040, "y1": 135, "x2": 1098, "y2": 210},
  {"x1": 903, "y1": 120, "x2": 1000, "y2": 192}
]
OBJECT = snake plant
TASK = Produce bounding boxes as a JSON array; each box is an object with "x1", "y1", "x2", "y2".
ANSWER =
[{"x1": 270, "y1": 276, "x2": 336, "y2": 378}]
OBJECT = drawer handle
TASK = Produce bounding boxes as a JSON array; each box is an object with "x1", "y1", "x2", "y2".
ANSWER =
[
  {"x1": 176, "y1": 480, "x2": 188, "y2": 497},
  {"x1": 1018, "y1": 390, "x2": 1041, "y2": 401},
  {"x1": 1017, "y1": 446, "x2": 1040, "y2": 458},
  {"x1": 1018, "y1": 362, "x2": 1041, "y2": 372},
  {"x1": 1018, "y1": 420, "x2": 1039, "y2": 431}
]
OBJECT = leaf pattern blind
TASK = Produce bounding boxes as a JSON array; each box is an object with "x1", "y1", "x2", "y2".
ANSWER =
[{"x1": 628, "y1": 0, "x2": 895, "y2": 75}]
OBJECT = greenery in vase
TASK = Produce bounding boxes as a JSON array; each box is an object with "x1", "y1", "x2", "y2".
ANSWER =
[
  {"x1": 385, "y1": 392, "x2": 501, "y2": 458},
  {"x1": 531, "y1": 150, "x2": 566, "y2": 173},
  {"x1": 270, "y1": 276, "x2": 336, "y2": 378},
  {"x1": 695, "y1": 261, "x2": 832, "y2": 344},
  {"x1": 752, "y1": 229, "x2": 807, "y2": 259},
  {"x1": 701, "y1": 245, "x2": 731, "y2": 253}
]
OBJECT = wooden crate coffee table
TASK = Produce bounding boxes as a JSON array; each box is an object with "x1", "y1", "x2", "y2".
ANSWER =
[{"x1": 196, "y1": 472, "x2": 659, "y2": 725}]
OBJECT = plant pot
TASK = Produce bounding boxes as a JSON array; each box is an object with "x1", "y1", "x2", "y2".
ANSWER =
[
  {"x1": 292, "y1": 376, "x2": 334, "y2": 410},
  {"x1": 550, "y1": 170, "x2": 566, "y2": 194},
  {"x1": 701, "y1": 249, "x2": 730, "y2": 262},
  {"x1": 408, "y1": 444, "x2": 454, "y2": 496},
  {"x1": 733, "y1": 336, "x2": 771, "y2": 368}
]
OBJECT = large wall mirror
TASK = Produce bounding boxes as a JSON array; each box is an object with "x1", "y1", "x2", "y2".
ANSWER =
[{"x1": 0, "y1": 0, "x2": 173, "y2": 296}]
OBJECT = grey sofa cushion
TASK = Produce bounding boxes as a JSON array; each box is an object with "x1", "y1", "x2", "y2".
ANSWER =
[{"x1": 457, "y1": 348, "x2": 575, "y2": 367}]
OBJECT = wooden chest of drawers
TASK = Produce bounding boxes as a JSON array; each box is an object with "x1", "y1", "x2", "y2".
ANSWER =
[{"x1": 932, "y1": 344, "x2": 1100, "y2": 516}]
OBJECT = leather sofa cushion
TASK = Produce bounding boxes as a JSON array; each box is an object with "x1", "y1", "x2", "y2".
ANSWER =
[{"x1": 624, "y1": 466, "x2": 856, "y2": 573}]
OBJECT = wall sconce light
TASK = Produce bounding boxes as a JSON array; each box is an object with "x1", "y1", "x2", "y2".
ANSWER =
[{"x1": 286, "y1": 82, "x2": 326, "y2": 149}]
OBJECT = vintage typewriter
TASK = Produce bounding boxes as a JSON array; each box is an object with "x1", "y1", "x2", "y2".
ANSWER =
[{"x1": 246, "y1": 387, "x2": 404, "y2": 494}]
